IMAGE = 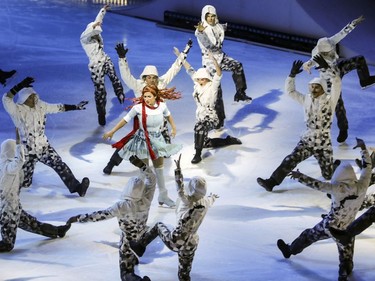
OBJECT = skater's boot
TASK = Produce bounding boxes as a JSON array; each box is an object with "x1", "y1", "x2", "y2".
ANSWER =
[
  {"x1": 0, "y1": 69, "x2": 16, "y2": 86},
  {"x1": 356, "y1": 56, "x2": 375, "y2": 89},
  {"x1": 40, "y1": 224, "x2": 60, "y2": 238},
  {"x1": 234, "y1": 90, "x2": 252, "y2": 102},
  {"x1": 191, "y1": 150, "x2": 202, "y2": 164},
  {"x1": 0, "y1": 241, "x2": 13, "y2": 252},
  {"x1": 337, "y1": 130, "x2": 348, "y2": 143},
  {"x1": 191, "y1": 132, "x2": 205, "y2": 164},
  {"x1": 129, "y1": 225, "x2": 158, "y2": 257},
  {"x1": 121, "y1": 272, "x2": 151, "y2": 281},
  {"x1": 103, "y1": 149, "x2": 124, "y2": 175},
  {"x1": 257, "y1": 177, "x2": 277, "y2": 192},
  {"x1": 103, "y1": 160, "x2": 116, "y2": 175},
  {"x1": 98, "y1": 113, "x2": 106, "y2": 126},
  {"x1": 97, "y1": 106, "x2": 106, "y2": 126},
  {"x1": 155, "y1": 168, "x2": 175, "y2": 208},
  {"x1": 209, "y1": 135, "x2": 242, "y2": 148},
  {"x1": 277, "y1": 239, "x2": 291, "y2": 258},
  {"x1": 57, "y1": 224, "x2": 71, "y2": 238},
  {"x1": 338, "y1": 260, "x2": 353, "y2": 281},
  {"x1": 232, "y1": 68, "x2": 252, "y2": 102},
  {"x1": 330, "y1": 207, "x2": 375, "y2": 245},
  {"x1": 75, "y1": 177, "x2": 90, "y2": 197}
]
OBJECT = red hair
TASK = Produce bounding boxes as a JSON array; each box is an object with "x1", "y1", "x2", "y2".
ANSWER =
[{"x1": 125, "y1": 84, "x2": 182, "y2": 109}]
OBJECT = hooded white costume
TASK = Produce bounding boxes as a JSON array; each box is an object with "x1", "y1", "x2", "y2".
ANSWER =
[
  {"x1": 194, "y1": 5, "x2": 250, "y2": 103},
  {"x1": 80, "y1": 5, "x2": 124, "y2": 125},
  {"x1": 2, "y1": 84, "x2": 90, "y2": 196},
  {"x1": 276, "y1": 146, "x2": 372, "y2": 281},
  {"x1": 130, "y1": 165, "x2": 217, "y2": 281},
  {"x1": 72, "y1": 165, "x2": 156, "y2": 280},
  {"x1": 0, "y1": 139, "x2": 70, "y2": 252}
]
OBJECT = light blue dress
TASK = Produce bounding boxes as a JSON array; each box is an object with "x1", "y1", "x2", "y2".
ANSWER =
[{"x1": 118, "y1": 102, "x2": 182, "y2": 160}]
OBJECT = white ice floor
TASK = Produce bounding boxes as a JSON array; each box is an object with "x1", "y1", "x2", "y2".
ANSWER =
[{"x1": 1, "y1": 1, "x2": 375, "y2": 280}]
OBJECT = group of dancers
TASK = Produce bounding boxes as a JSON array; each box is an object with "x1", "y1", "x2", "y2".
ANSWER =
[{"x1": 1, "y1": 3, "x2": 375, "y2": 281}]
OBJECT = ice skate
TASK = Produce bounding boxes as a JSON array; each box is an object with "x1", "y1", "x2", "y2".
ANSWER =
[
  {"x1": 257, "y1": 177, "x2": 276, "y2": 192},
  {"x1": 277, "y1": 239, "x2": 291, "y2": 259}
]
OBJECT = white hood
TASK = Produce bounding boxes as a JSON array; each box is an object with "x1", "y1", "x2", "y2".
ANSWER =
[
  {"x1": 185, "y1": 176, "x2": 207, "y2": 201},
  {"x1": 331, "y1": 162, "x2": 357, "y2": 185},
  {"x1": 201, "y1": 5, "x2": 219, "y2": 24},
  {"x1": 120, "y1": 176, "x2": 145, "y2": 200},
  {"x1": 309, "y1": 77, "x2": 328, "y2": 94},
  {"x1": 0, "y1": 139, "x2": 16, "y2": 161},
  {"x1": 17, "y1": 87, "x2": 38, "y2": 104}
]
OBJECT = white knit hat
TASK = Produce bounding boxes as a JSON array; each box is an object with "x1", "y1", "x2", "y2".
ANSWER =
[
  {"x1": 193, "y1": 68, "x2": 212, "y2": 82},
  {"x1": 140, "y1": 65, "x2": 159, "y2": 79},
  {"x1": 120, "y1": 176, "x2": 145, "y2": 200},
  {"x1": 17, "y1": 87, "x2": 37, "y2": 104},
  {"x1": 186, "y1": 176, "x2": 207, "y2": 201},
  {"x1": 309, "y1": 77, "x2": 328, "y2": 94},
  {"x1": 317, "y1": 37, "x2": 335, "y2": 53}
]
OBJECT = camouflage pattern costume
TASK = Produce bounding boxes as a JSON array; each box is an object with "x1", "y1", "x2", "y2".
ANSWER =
[{"x1": 277, "y1": 145, "x2": 371, "y2": 281}]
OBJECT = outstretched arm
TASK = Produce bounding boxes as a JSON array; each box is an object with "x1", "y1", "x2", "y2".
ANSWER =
[
  {"x1": 64, "y1": 101, "x2": 89, "y2": 111},
  {"x1": 329, "y1": 15, "x2": 364, "y2": 45},
  {"x1": 103, "y1": 118, "x2": 127, "y2": 140}
]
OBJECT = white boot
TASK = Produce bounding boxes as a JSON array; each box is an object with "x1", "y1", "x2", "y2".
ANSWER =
[{"x1": 154, "y1": 168, "x2": 175, "y2": 208}]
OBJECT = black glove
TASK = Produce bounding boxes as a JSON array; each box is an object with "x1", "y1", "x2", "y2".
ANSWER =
[
  {"x1": 289, "y1": 169, "x2": 302, "y2": 180},
  {"x1": 64, "y1": 101, "x2": 89, "y2": 111},
  {"x1": 182, "y1": 39, "x2": 193, "y2": 54},
  {"x1": 10, "y1": 76, "x2": 35, "y2": 95},
  {"x1": 289, "y1": 60, "x2": 303, "y2": 77},
  {"x1": 67, "y1": 215, "x2": 79, "y2": 224},
  {"x1": 174, "y1": 154, "x2": 182, "y2": 176},
  {"x1": 129, "y1": 155, "x2": 146, "y2": 169},
  {"x1": 77, "y1": 100, "x2": 89, "y2": 110},
  {"x1": 353, "y1": 137, "x2": 366, "y2": 150},
  {"x1": 313, "y1": 54, "x2": 330, "y2": 70},
  {"x1": 117, "y1": 93, "x2": 125, "y2": 104},
  {"x1": 115, "y1": 43, "x2": 128, "y2": 59}
]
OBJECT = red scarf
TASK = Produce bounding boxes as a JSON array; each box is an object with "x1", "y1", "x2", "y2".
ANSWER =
[{"x1": 112, "y1": 102, "x2": 157, "y2": 160}]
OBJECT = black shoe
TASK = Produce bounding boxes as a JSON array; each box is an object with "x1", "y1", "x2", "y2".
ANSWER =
[
  {"x1": 121, "y1": 272, "x2": 149, "y2": 281},
  {"x1": 360, "y1": 76, "x2": 375, "y2": 89},
  {"x1": 103, "y1": 162, "x2": 114, "y2": 175},
  {"x1": 129, "y1": 240, "x2": 146, "y2": 257},
  {"x1": 226, "y1": 135, "x2": 242, "y2": 145},
  {"x1": 337, "y1": 130, "x2": 348, "y2": 143},
  {"x1": 98, "y1": 113, "x2": 106, "y2": 126},
  {"x1": 257, "y1": 177, "x2": 276, "y2": 192},
  {"x1": 77, "y1": 177, "x2": 90, "y2": 197},
  {"x1": 338, "y1": 261, "x2": 353, "y2": 281},
  {"x1": 0, "y1": 69, "x2": 16, "y2": 86},
  {"x1": 234, "y1": 91, "x2": 252, "y2": 102},
  {"x1": 0, "y1": 241, "x2": 13, "y2": 252},
  {"x1": 277, "y1": 239, "x2": 291, "y2": 259},
  {"x1": 57, "y1": 224, "x2": 71, "y2": 238},
  {"x1": 329, "y1": 227, "x2": 351, "y2": 245},
  {"x1": 191, "y1": 154, "x2": 202, "y2": 164}
]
